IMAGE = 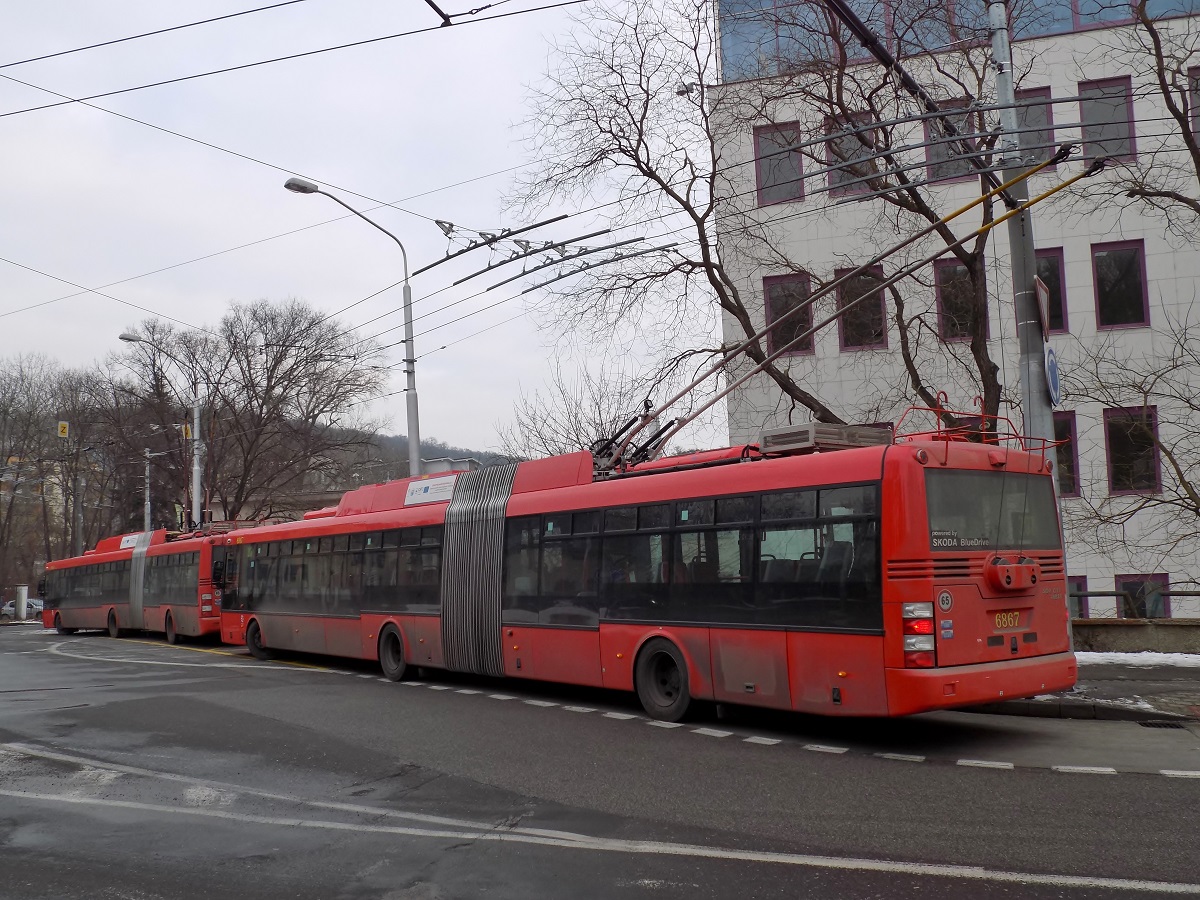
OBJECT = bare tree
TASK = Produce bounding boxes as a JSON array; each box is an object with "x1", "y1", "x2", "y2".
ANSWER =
[
  {"x1": 1060, "y1": 310, "x2": 1200, "y2": 578},
  {"x1": 495, "y1": 360, "x2": 654, "y2": 458},
  {"x1": 107, "y1": 298, "x2": 387, "y2": 523},
  {"x1": 511, "y1": 0, "x2": 1052, "y2": 441},
  {"x1": 1063, "y1": 1, "x2": 1200, "y2": 241}
]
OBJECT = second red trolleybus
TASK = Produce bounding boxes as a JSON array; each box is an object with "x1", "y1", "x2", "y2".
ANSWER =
[
  {"x1": 42, "y1": 529, "x2": 224, "y2": 643},
  {"x1": 216, "y1": 421, "x2": 1076, "y2": 719}
]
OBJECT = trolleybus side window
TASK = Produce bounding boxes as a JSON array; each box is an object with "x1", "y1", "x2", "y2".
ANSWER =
[{"x1": 599, "y1": 531, "x2": 669, "y2": 619}]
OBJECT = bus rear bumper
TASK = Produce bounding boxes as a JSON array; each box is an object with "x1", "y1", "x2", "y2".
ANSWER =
[{"x1": 885, "y1": 652, "x2": 1078, "y2": 716}]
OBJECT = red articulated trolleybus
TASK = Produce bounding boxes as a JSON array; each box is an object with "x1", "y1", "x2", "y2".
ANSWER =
[
  {"x1": 218, "y1": 416, "x2": 1076, "y2": 719},
  {"x1": 42, "y1": 529, "x2": 224, "y2": 644}
]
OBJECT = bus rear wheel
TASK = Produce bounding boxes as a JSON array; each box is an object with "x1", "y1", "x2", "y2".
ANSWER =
[
  {"x1": 378, "y1": 627, "x2": 407, "y2": 682},
  {"x1": 164, "y1": 613, "x2": 178, "y2": 645},
  {"x1": 634, "y1": 638, "x2": 692, "y2": 722},
  {"x1": 55, "y1": 614, "x2": 76, "y2": 636},
  {"x1": 107, "y1": 610, "x2": 120, "y2": 639},
  {"x1": 246, "y1": 620, "x2": 269, "y2": 660}
]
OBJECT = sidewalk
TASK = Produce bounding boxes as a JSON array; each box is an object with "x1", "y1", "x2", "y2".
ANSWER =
[{"x1": 977, "y1": 652, "x2": 1200, "y2": 721}]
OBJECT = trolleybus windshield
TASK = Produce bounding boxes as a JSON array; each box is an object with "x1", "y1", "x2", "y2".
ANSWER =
[{"x1": 925, "y1": 470, "x2": 1061, "y2": 552}]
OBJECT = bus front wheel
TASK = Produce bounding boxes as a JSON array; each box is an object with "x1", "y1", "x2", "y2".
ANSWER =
[
  {"x1": 378, "y1": 627, "x2": 407, "y2": 682},
  {"x1": 634, "y1": 638, "x2": 692, "y2": 722},
  {"x1": 107, "y1": 610, "x2": 120, "y2": 639},
  {"x1": 246, "y1": 620, "x2": 269, "y2": 660},
  {"x1": 55, "y1": 614, "x2": 76, "y2": 636}
]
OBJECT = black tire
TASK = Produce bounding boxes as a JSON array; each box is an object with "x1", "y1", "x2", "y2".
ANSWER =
[
  {"x1": 634, "y1": 638, "x2": 693, "y2": 722},
  {"x1": 55, "y1": 614, "x2": 76, "y2": 636},
  {"x1": 107, "y1": 610, "x2": 120, "y2": 639},
  {"x1": 164, "y1": 613, "x2": 178, "y2": 645},
  {"x1": 378, "y1": 627, "x2": 407, "y2": 682},
  {"x1": 246, "y1": 620, "x2": 269, "y2": 660}
]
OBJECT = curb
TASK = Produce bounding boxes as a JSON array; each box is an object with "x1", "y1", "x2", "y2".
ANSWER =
[{"x1": 967, "y1": 696, "x2": 1194, "y2": 722}]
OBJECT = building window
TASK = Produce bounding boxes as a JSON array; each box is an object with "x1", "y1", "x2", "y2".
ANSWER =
[
  {"x1": 1035, "y1": 247, "x2": 1067, "y2": 333},
  {"x1": 1115, "y1": 574, "x2": 1170, "y2": 618},
  {"x1": 764, "y1": 274, "x2": 814, "y2": 355},
  {"x1": 1104, "y1": 406, "x2": 1160, "y2": 494},
  {"x1": 1092, "y1": 240, "x2": 1148, "y2": 328},
  {"x1": 925, "y1": 101, "x2": 978, "y2": 183},
  {"x1": 1052, "y1": 411, "x2": 1079, "y2": 497},
  {"x1": 836, "y1": 267, "x2": 887, "y2": 349},
  {"x1": 1014, "y1": 88, "x2": 1056, "y2": 162},
  {"x1": 1079, "y1": 78, "x2": 1135, "y2": 162},
  {"x1": 826, "y1": 116, "x2": 877, "y2": 196},
  {"x1": 1067, "y1": 574, "x2": 1088, "y2": 619},
  {"x1": 755, "y1": 124, "x2": 804, "y2": 206},
  {"x1": 934, "y1": 259, "x2": 985, "y2": 340}
]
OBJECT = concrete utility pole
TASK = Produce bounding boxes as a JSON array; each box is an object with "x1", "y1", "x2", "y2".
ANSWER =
[
  {"x1": 144, "y1": 448, "x2": 152, "y2": 532},
  {"x1": 988, "y1": 0, "x2": 1056, "y2": 453}
]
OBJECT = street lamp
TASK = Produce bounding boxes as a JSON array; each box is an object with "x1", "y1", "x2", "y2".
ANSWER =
[
  {"x1": 283, "y1": 176, "x2": 422, "y2": 478},
  {"x1": 119, "y1": 332, "x2": 204, "y2": 530}
]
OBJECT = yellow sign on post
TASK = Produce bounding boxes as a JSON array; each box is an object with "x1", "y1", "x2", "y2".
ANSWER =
[{"x1": 57, "y1": 421, "x2": 69, "y2": 439}]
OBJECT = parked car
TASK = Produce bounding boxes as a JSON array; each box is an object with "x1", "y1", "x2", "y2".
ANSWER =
[{"x1": 1, "y1": 597, "x2": 43, "y2": 619}]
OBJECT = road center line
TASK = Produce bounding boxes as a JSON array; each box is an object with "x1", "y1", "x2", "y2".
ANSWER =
[{"x1": 1, "y1": 787, "x2": 1196, "y2": 893}]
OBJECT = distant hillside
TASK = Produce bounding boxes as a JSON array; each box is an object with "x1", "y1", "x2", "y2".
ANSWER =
[{"x1": 373, "y1": 434, "x2": 518, "y2": 468}]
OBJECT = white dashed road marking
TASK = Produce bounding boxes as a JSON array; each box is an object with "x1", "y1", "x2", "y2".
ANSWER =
[
  {"x1": 563, "y1": 706, "x2": 595, "y2": 713},
  {"x1": 692, "y1": 728, "x2": 732, "y2": 738},
  {"x1": 603, "y1": 712, "x2": 638, "y2": 720},
  {"x1": 427, "y1": 685, "x2": 452, "y2": 691},
  {"x1": 488, "y1": 693, "x2": 516, "y2": 700},
  {"x1": 957, "y1": 759, "x2": 1015, "y2": 770},
  {"x1": 804, "y1": 744, "x2": 848, "y2": 754},
  {"x1": 1052, "y1": 765, "x2": 1118, "y2": 775},
  {"x1": 524, "y1": 699, "x2": 557, "y2": 707},
  {"x1": 647, "y1": 721, "x2": 683, "y2": 729},
  {"x1": 1161, "y1": 770, "x2": 1200, "y2": 778},
  {"x1": 743, "y1": 736, "x2": 781, "y2": 746},
  {"x1": 876, "y1": 753, "x2": 925, "y2": 763}
]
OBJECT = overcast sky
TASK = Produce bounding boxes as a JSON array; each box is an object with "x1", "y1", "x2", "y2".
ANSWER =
[{"x1": 0, "y1": 0, "x2": 687, "y2": 453}]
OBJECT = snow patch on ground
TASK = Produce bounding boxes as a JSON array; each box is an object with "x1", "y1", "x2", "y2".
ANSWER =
[{"x1": 1076, "y1": 651, "x2": 1200, "y2": 668}]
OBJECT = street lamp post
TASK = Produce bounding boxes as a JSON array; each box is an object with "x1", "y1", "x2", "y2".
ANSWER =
[
  {"x1": 119, "y1": 333, "x2": 204, "y2": 530},
  {"x1": 283, "y1": 177, "x2": 421, "y2": 478}
]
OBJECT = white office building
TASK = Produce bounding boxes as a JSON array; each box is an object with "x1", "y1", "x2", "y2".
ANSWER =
[{"x1": 713, "y1": 0, "x2": 1200, "y2": 616}]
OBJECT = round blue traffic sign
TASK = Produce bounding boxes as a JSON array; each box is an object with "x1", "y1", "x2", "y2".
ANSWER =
[{"x1": 1044, "y1": 345, "x2": 1061, "y2": 406}]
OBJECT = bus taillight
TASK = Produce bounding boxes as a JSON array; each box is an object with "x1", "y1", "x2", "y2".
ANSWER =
[{"x1": 902, "y1": 603, "x2": 937, "y2": 668}]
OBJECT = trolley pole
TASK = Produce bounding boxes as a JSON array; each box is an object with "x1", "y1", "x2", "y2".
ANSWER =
[{"x1": 988, "y1": 0, "x2": 1055, "y2": 453}]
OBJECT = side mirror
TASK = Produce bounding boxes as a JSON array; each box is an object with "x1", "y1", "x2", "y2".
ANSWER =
[{"x1": 211, "y1": 560, "x2": 225, "y2": 587}]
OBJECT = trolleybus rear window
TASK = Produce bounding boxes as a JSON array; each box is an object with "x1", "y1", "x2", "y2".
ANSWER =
[{"x1": 926, "y1": 470, "x2": 1061, "y2": 551}]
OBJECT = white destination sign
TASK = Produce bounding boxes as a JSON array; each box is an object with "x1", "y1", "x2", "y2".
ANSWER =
[{"x1": 404, "y1": 474, "x2": 458, "y2": 506}]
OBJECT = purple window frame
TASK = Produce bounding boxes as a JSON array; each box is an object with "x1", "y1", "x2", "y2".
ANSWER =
[
  {"x1": 764, "y1": 273, "x2": 815, "y2": 357},
  {"x1": 825, "y1": 115, "x2": 876, "y2": 197},
  {"x1": 1114, "y1": 573, "x2": 1171, "y2": 619},
  {"x1": 1035, "y1": 247, "x2": 1068, "y2": 334},
  {"x1": 1091, "y1": 239, "x2": 1149, "y2": 330},
  {"x1": 924, "y1": 100, "x2": 978, "y2": 185},
  {"x1": 754, "y1": 123, "x2": 804, "y2": 207},
  {"x1": 1078, "y1": 76, "x2": 1137, "y2": 163},
  {"x1": 1052, "y1": 410, "x2": 1080, "y2": 497},
  {"x1": 835, "y1": 266, "x2": 888, "y2": 350},
  {"x1": 1103, "y1": 405, "x2": 1161, "y2": 495},
  {"x1": 933, "y1": 257, "x2": 989, "y2": 342},
  {"x1": 1066, "y1": 574, "x2": 1089, "y2": 619},
  {"x1": 1014, "y1": 87, "x2": 1057, "y2": 166}
]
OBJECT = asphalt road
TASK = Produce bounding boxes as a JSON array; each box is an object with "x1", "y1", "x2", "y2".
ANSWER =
[{"x1": 1, "y1": 626, "x2": 1198, "y2": 899}]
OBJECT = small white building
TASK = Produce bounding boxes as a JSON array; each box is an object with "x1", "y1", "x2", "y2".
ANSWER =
[{"x1": 713, "y1": 0, "x2": 1200, "y2": 616}]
